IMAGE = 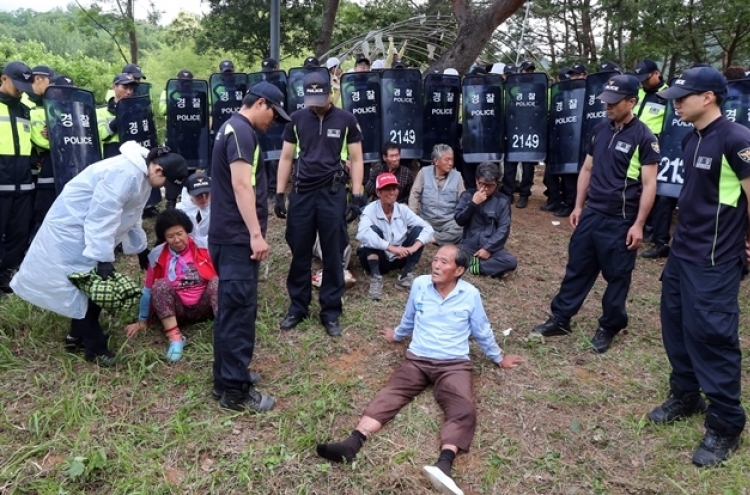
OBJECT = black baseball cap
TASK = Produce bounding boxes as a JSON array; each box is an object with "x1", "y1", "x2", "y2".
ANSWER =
[
  {"x1": 219, "y1": 60, "x2": 234, "y2": 73},
  {"x1": 520, "y1": 60, "x2": 535, "y2": 72},
  {"x1": 303, "y1": 56, "x2": 319, "y2": 68},
  {"x1": 568, "y1": 62, "x2": 588, "y2": 75},
  {"x1": 634, "y1": 59, "x2": 659, "y2": 82},
  {"x1": 657, "y1": 67, "x2": 727, "y2": 99},
  {"x1": 122, "y1": 63, "x2": 145, "y2": 79},
  {"x1": 597, "y1": 74, "x2": 640, "y2": 104},
  {"x1": 51, "y1": 74, "x2": 75, "y2": 86},
  {"x1": 185, "y1": 172, "x2": 211, "y2": 196},
  {"x1": 391, "y1": 60, "x2": 406, "y2": 69},
  {"x1": 152, "y1": 147, "x2": 189, "y2": 186},
  {"x1": 176, "y1": 69, "x2": 193, "y2": 80},
  {"x1": 31, "y1": 65, "x2": 55, "y2": 77},
  {"x1": 599, "y1": 60, "x2": 621, "y2": 73},
  {"x1": 2, "y1": 61, "x2": 34, "y2": 93},
  {"x1": 558, "y1": 67, "x2": 571, "y2": 80},
  {"x1": 302, "y1": 72, "x2": 330, "y2": 107},
  {"x1": 113, "y1": 73, "x2": 138, "y2": 86},
  {"x1": 356, "y1": 56, "x2": 370, "y2": 66},
  {"x1": 261, "y1": 57, "x2": 278, "y2": 72},
  {"x1": 249, "y1": 81, "x2": 291, "y2": 122},
  {"x1": 469, "y1": 66, "x2": 486, "y2": 75},
  {"x1": 503, "y1": 63, "x2": 517, "y2": 74}
]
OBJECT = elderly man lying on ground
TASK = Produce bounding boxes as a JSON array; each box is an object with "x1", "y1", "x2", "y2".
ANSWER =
[{"x1": 315, "y1": 244, "x2": 524, "y2": 495}]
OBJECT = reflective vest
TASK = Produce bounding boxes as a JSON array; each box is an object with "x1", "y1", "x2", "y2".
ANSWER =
[{"x1": 0, "y1": 97, "x2": 34, "y2": 193}]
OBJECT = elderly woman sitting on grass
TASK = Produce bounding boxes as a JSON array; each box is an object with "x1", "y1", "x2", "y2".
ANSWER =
[{"x1": 125, "y1": 209, "x2": 218, "y2": 361}]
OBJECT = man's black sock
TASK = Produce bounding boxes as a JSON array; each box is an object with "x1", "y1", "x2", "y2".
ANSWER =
[
  {"x1": 316, "y1": 429, "x2": 367, "y2": 463},
  {"x1": 435, "y1": 449, "x2": 456, "y2": 477},
  {"x1": 368, "y1": 259, "x2": 381, "y2": 277}
]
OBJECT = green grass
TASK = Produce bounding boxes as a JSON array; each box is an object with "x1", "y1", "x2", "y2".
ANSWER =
[{"x1": 2, "y1": 197, "x2": 750, "y2": 494}]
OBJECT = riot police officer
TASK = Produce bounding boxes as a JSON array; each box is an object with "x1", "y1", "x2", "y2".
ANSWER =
[
  {"x1": 0, "y1": 61, "x2": 35, "y2": 294},
  {"x1": 97, "y1": 73, "x2": 138, "y2": 158},
  {"x1": 633, "y1": 59, "x2": 671, "y2": 259}
]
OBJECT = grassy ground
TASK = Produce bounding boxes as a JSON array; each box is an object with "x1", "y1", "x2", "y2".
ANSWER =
[{"x1": 2, "y1": 176, "x2": 750, "y2": 494}]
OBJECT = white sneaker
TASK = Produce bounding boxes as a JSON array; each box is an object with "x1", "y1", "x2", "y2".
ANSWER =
[{"x1": 422, "y1": 465, "x2": 464, "y2": 495}]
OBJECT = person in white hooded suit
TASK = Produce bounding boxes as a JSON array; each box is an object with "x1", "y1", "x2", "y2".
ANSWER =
[{"x1": 11, "y1": 142, "x2": 188, "y2": 366}]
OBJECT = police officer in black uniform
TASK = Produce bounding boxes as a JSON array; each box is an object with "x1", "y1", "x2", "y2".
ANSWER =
[
  {"x1": 649, "y1": 67, "x2": 750, "y2": 467},
  {"x1": 209, "y1": 82, "x2": 290, "y2": 412},
  {"x1": 275, "y1": 72, "x2": 365, "y2": 337},
  {"x1": 0, "y1": 61, "x2": 35, "y2": 294},
  {"x1": 530, "y1": 74, "x2": 660, "y2": 353}
]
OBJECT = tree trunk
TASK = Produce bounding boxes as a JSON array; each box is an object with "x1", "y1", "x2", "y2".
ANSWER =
[
  {"x1": 315, "y1": 0, "x2": 340, "y2": 58},
  {"x1": 545, "y1": 15, "x2": 557, "y2": 66},
  {"x1": 126, "y1": 0, "x2": 138, "y2": 63},
  {"x1": 429, "y1": 0, "x2": 527, "y2": 74}
]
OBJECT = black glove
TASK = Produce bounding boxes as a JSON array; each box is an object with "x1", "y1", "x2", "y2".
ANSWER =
[
  {"x1": 345, "y1": 194, "x2": 366, "y2": 223},
  {"x1": 108, "y1": 118, "x2": 118, "y2": 135},
  {"x1": 274, "y1": 193, "x2": 287, "y2": 219},
  {"x1": 96, "y1": 262, "x2": 115, "y2": 280},
  {"x1": 137, "y1": 248, "x2": 151, "y2": 271}
]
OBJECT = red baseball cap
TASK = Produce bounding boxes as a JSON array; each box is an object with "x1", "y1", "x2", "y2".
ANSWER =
[{"x1": 376, "y1": 173, "x2": 399, "y2": 190}]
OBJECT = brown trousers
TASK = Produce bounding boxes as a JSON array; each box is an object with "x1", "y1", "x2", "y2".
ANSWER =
[{"x1": 363, "y1": 351, "x2": 476, "y2": 452}]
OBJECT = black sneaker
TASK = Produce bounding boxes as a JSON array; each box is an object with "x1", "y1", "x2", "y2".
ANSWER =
[
  {"x1": 692, "y1": 426, "x2": 740, "y2": 467},
  {"x1": 553, "y1": 205, "x2": 574, "y2": 217},
  {"x1": 219, "y1": 388, "x2": 275, "y2": 412},
  {"x1": 649, "y1": 390, "x2": 707, "y2": 424},
  {"x1": 64, "y1": 333, "x2": 110, "y2": 353},
  {"x1": 85, "y1": 351, "x2": 118, "y2": 368},
  {"x1": 531, "y1": 316, "x2": 571, "y2": 337},
  {"x1": 211, "y1": 373, "x2": 263, "y2": 399},
  {"x1": 540, "y1": 201, "x2": 561, "y2": 212},
  {"x1": 642, "y1": 243, "x2": 670, "y2": 259},
  {"x1": 515, "y1": 196, "x2": 529, "y2": 209},
  {"x1": 590, "y1": 327, "x2": 616, "y2": 354}
]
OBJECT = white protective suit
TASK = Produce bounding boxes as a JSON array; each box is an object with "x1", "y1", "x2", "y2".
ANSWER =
[
  {"x1": 11, "y1": 142, "x2": 151, "y2": 319},
  {"x1": 176, "y1": 188, "x2": 210, "y2": 244}
]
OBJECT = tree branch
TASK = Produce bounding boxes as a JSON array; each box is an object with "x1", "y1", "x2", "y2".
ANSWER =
[{"x1": 74, "y1": 0, "x2": 129, "y2": 63}]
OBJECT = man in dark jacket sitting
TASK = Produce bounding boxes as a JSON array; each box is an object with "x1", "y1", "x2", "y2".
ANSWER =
[{"x1": 454, "y1": 162, "x2": 517, "y2": 279}]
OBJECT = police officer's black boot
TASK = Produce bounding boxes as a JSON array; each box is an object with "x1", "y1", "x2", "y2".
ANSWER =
[
  {"x1": 531, "y1": 316, "x2": 571, "y2": 337},
  {"x1": 649, "y1": 380, "x2": 707, "y2": 424},
  {"x1": 0, "y1": 269, "x2": 14, "y2": 294},
  {"x1": 692, "y1": 413, "x2": 741, "y2": 467}
]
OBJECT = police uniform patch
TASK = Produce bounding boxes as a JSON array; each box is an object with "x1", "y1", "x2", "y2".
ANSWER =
[
  {"x1": 738, "y1": 147, "x2": 750, "y2": 163},
  {"x1": 651, "y1": 142, "x2": 660, "y2": 153},
  {"x1": 327, "y1": 129, "x2": 341, "y2": 138},
  {"x1": 696, "y1": 156, "x2": 712, "y2": 170},
  {"x1": 615, "y1": 141, "x2": 632, "y2": 153}
]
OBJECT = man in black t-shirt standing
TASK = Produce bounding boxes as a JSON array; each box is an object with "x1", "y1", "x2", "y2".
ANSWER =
[
  {"x1": 649, "y1": 67, "x2": 750, "y2": 467},
  {"x1": 208, "y1": 82, "x2": 290, "y2": 412},
  {"x1": 275, "y1": 72, "x2": 365, "y2": 337},
  {"x1": 530, "y1": 74, "x2": 659, "y2": 354}
]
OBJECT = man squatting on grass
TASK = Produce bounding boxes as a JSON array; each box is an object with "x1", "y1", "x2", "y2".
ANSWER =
[{"x1": 316, "y1": 245, "x2": 524, "y2": 495}]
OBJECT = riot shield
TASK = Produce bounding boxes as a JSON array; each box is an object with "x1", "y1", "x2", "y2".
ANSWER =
[
  {"x1": 504, "y1": 73, "x2": 548, "y2": 162},
  {"x1": 381, "y1": 69, "x2": 423, "y2": 160},
  {"x1": 287, "y1": 67, "x2": 330, "y2": 112},
  {"x1": 43, "y1": 86, "x2": 102, "y2": 195},
  {"x1": 422, "y1": 73, "x2": 461, "y2": 162},
  {"x1": 133, "y1": 81, "x2": 151, "y2": 98},
  {"x1": 117, "y1": 95, "x2": 158, "y2": 149},
  {"x1": 547, "y1": 79, "x2": 586, "y2": 174},
  {"x1": 579, "y1": 72, "x2": 612, "y2": 163},
  {"x1": 462, "y1": 74, "x2": 504, "y2": 163},
  {"x1": 165, "y1": 78, "x2": 209, "y2": 171},
  {"x1": 657, "y1": 97, "x2": 693, "y2": 198},
  {"x1": 723, "y1": 78, "x2": 750, "y2": 131},
  {"x1": 340, "y1": 71, "x2": 382, "y2": 163},
  {"x1": 209, "y1": 73, "x2": 248, "y2": 133},
  {"x1": 247, "y1": 70, "x2": 289, "y2": 161}
]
